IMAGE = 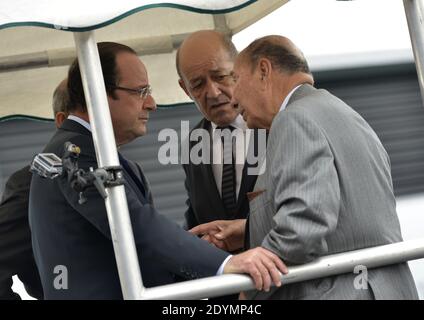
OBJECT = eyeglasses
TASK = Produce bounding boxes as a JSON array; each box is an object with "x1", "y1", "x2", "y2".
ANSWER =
[{"x1": 110, "y1": 84, "x2": 152, "y2": 100}]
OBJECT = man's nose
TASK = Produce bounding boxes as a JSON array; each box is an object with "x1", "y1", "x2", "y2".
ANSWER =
[
  {"x1": 205, "y1": 80, "x2": 221, "y2": 99},
  {"x1": 230, "y1": 96, "x2": 237, "y2": 108},
  {"x1": 143, "y1": 95, "x2": 157, "y2": 111},
  {"x1": 230, "y1": 90, "x2": 239, "y2": 107}
]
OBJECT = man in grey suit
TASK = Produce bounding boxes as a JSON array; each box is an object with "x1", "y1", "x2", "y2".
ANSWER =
[{"x1": 192, "y1": 35, "x2": 419, "y2": 299}]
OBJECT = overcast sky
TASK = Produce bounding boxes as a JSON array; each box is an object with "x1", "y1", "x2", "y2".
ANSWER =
[{"x1": 233, "y1": 0, "x2": 413, "y2": 69}]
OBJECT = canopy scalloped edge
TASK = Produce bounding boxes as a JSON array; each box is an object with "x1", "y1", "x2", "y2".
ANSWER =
[{"x1": 0, "y1": 0, "x2": 257, "y2": 32}]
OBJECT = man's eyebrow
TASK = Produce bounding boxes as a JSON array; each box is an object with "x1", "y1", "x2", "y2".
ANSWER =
[
  {"x1": 189, "y1": 76, "x2": 203, "y2": 84},
  {"x1": 132, "y1": 82, "x2": 148, "y2": 89},
  {"x1": 211, "y1": 68, "x2": 231, "y2": 74}
]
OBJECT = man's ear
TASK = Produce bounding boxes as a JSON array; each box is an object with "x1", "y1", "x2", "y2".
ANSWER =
[
  {"x1": 258, "y1": 58, "x2": 272, "y2": 81},
  {"x1": 178, "y1": 78, "x2": 191, "y2": 98},
  {"x1": 54, "y1": 112, "x2": 67, "y2": 128}
]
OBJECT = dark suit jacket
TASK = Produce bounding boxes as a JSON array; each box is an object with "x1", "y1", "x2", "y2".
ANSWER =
[
  {"x1": 0, "y1": 166, "x2": 43, "y2": 300},
  {"x1": 29, "y1": 119, "x2": 229, "y2": 300},
  {"x1": 183, "y1": 118, "x2": 259, "y2": 230}
]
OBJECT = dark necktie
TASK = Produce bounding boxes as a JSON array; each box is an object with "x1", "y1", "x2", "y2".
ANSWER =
[
  {"x1": 218, "y1": 126, "x2": 238, "y2": 215},
  {"x1": 118, "y1": 153, "x2": 146, "y2": 198}
]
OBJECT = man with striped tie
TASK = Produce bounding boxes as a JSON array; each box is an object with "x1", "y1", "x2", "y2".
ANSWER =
[{"x1": 176, "y1": 31, "x2": 257, "y2": 248}]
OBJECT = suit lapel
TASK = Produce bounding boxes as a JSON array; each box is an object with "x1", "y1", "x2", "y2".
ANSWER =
[
  {"x1": 122, "y1": 158, "x2": 148, "y2": 204},
  {"x1": 237, "y1": 166, "x2": 257, "y2": 209},
  {"x1": 128, "y1": 160, "x2": 154, "y2": 205},
  {"x1": 236, "y1": 128, "x2": 262, "y2": 210},
  {"x1": 123, "y1": 168, "x2": 146, "y2": 203},
  {"x1": 119, "y1": 154, "x2": 147, "y2": 203}
]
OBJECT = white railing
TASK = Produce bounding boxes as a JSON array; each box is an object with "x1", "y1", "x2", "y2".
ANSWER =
[{"x1": 141, "y1": 239, "x2": 424, "y2": 299}]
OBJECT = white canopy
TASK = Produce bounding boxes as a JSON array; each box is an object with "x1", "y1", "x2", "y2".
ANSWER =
[{"x1": 0, "y1": 0, "x2": 288, "y2": 119}]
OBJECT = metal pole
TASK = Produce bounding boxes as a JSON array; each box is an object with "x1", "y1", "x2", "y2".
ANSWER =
[
  {"x1": 141, "y1": 239, "x2": 424, "y2": 300},
  {"x1": 0, "y1": 34, "x2": 187, "y2": 73},
  {"x1": 404, "y1": 0, "x2": 424, "y2": 107},
  {"x1": 73, "y1": 31, "x2": 144, "y2": 300}
]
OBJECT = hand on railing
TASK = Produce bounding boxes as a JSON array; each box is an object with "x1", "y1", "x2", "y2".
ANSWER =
[
  {"x1": 189, "y1": 219, "x2": 246, "y2": 252},
  {"x1": 223, "y1": 247, "x2": 288, "y2": 292}
]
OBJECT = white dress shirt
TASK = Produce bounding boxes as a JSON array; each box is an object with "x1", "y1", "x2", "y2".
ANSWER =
[
  {"x1": 211, "y1": 114, "x2": 251, "y2": 201},
  {"x1": 279, "y1": 84, "x2": 302, "y2": 112}
]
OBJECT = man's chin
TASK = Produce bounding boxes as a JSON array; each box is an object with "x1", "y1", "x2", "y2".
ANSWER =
[
  {"x1": 243, "y1": 115, "x2": 255, "y2": 129},
  {"x1": 210, "y1": 107, "x2": 239, "y2": 125},
  {"x1": 136, "y1": 125, "x2": 147, "y2": 137}
]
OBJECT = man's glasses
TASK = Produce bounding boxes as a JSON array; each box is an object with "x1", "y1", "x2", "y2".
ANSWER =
[{"x1": 110, "y1": 84, "x2": 152, "y2": 100}]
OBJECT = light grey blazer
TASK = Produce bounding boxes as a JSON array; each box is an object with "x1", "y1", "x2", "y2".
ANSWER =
[{"x1": 246, "y1": 84, "x2": 418, "y2": 300}]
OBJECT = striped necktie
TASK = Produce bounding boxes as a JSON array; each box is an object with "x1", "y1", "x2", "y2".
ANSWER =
[{"x1": 219, "y1": 126, "x2": 238, "y2": 215}]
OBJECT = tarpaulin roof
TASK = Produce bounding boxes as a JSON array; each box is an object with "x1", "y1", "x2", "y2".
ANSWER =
[{"x1": 0, "y1": 0, "x2": 288, "y2": 119}]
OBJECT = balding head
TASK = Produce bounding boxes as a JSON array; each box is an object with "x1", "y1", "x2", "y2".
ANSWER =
[
  {"x1": 176, "y1": 30, "x2": 237, "y2": 79},
  {"x1": 52, "y1": 78, "x2": 69, "y2": 116},
  {"x1": 239, "y1": 35, "x2": 311, "y2": 76},
  {"x1": 231, "y1": 36, "x2": 314, "y2": 129},
  {"x1": 176, "y1": 30, "x2": 240, "y2": 126}
]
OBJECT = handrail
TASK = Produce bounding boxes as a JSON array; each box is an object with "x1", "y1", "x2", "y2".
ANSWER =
[{"x1": 141, "y1": 239, "x2": 424, "y2": 300}]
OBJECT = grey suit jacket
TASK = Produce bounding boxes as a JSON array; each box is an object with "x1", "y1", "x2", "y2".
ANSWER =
[{"x1": 246, "y1": 84, "x2": 418, "y2": 300}]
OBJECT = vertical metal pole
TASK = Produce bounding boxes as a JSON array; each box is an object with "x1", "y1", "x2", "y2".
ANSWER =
[
  {"x1": 404, "y1": 0, "x2": 424, "y2": 107},
  {"x1": 73, "y1": 31, "x2": 144, "y2": 299}
]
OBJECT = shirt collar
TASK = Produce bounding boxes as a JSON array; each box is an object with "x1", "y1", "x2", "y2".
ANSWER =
[
  {"x1": 66, "y1": 115, "x2": 123, "y2": 150},
  {"x1": 279, "y1": 84, "x2": 302, "y2": 112},
  {"x1": 67, "y1": 115, "x2": 92, "y2": 132}
]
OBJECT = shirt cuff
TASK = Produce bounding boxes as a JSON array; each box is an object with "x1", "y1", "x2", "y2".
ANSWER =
[{"x1": 217, "y1": 255, "x2": 233, "y2": 275}]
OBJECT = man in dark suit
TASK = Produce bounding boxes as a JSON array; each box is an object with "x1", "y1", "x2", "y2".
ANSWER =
[
  {"x1": 29, "y1": 42, "x2": 287, "y2": 299},
  {"x1": 176, "y1": 31, "x2": 258, "y2": 252},
  {"x1": 0, "y1": 79, "x2": 69, "y2": 300}
]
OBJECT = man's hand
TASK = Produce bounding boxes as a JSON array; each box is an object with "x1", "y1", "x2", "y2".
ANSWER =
[
  {"x1": 189, "y1": 219, "x2": 246, "y2": 252},
  {"x1": 224, "y1": 247, "x2": 288, "y2": 292}
]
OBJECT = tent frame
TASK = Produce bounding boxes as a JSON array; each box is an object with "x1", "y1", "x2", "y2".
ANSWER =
[{"x1": 74, "y1": 32, "x2": 144, "y2": 300}]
